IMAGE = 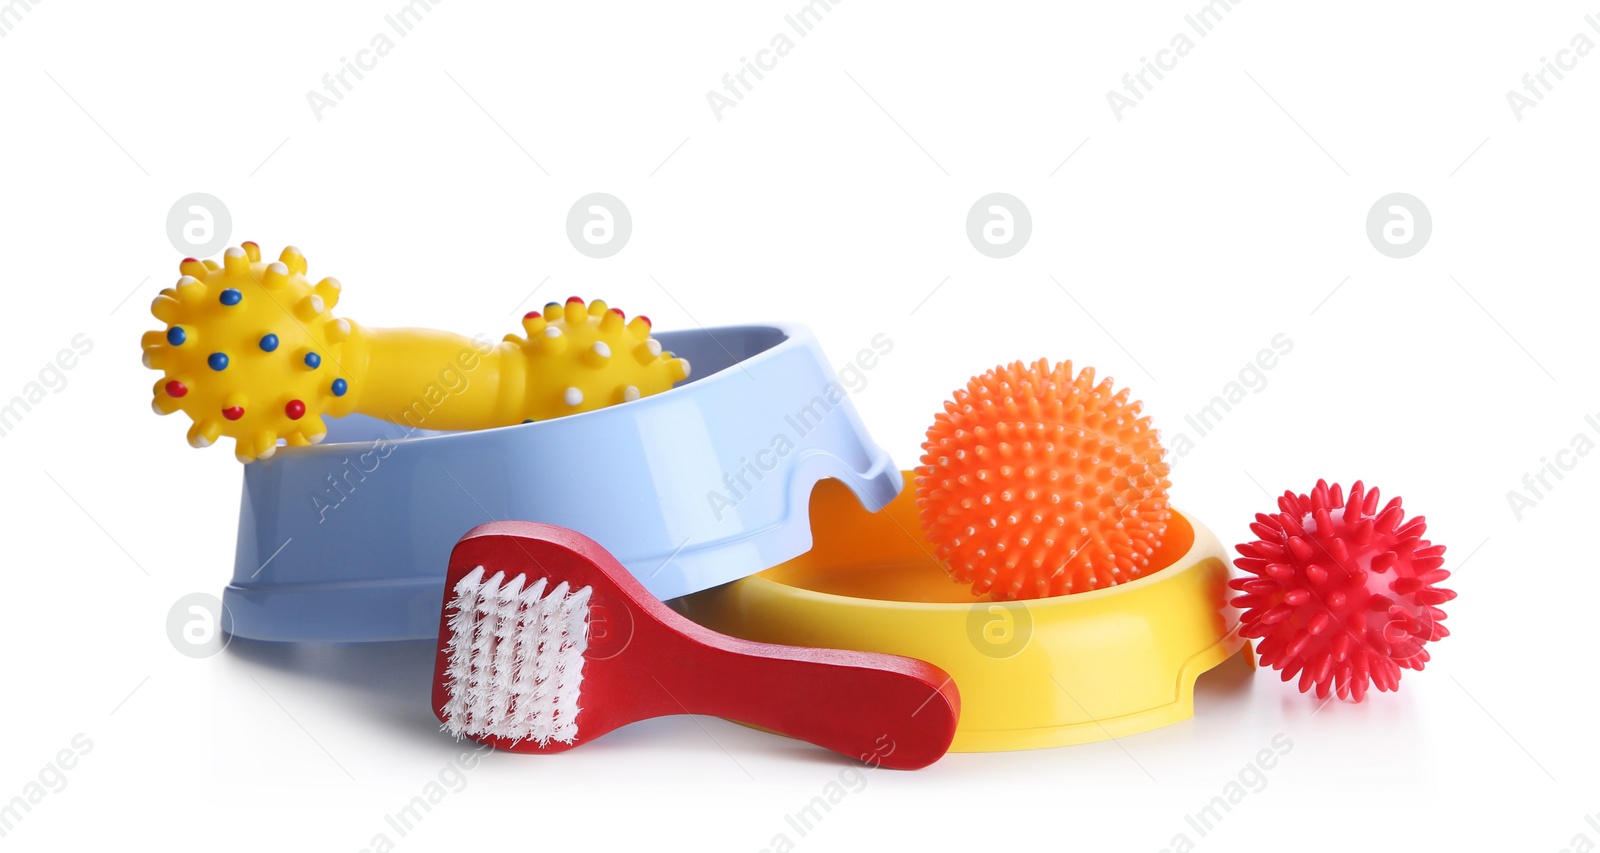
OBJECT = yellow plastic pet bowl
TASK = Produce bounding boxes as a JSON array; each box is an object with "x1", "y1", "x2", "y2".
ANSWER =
[{"x1": 676, "y1": 474, "x2": 1252, "y2": 751}]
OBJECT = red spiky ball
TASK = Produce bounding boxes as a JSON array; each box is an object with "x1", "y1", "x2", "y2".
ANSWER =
[{"x1": 1231, "y1": 480, "x2": 1456, "y2": 702}]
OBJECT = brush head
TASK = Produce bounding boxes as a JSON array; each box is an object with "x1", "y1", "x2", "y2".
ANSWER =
[
  {"x1": 1230, "y1": 480, "x2": 1456, "y2": 702},
  {"x1": 434, "y1": 523, "x2": 643, "y2": 754},
  {"x1": 441, "y1": 567, "x2": 592, "y2": 746},
  {"x1": 916, "y1": 358, "x2": 1171, "y2": 600}
]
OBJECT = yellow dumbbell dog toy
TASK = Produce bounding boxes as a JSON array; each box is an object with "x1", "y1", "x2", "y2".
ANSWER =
[{"x1": 142, "y1": 242, "x2": 690, "y2": 462}]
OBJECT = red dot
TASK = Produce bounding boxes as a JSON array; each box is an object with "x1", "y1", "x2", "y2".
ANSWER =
[
  {"x1": 610, "y1": 307, "x2": 625, "y2": 320},
  {"x1": 222, "y1": 406, "x2": 245, "y2": 421},
  {"x1": 165, "y1": 380, "x2": 188, "y2": 398},
  {"x1": 566, "y1": 296, "x2": 584, "y2": 304},
  {"x1": 285, "y1": 400, "x2": 306, "y2": 420},
  {"x1": 524, "y1": 311, "x2": 539, "y2": 319},
  {"x1": 636, "y1": 315, "x2": 651, "y2": 328}
]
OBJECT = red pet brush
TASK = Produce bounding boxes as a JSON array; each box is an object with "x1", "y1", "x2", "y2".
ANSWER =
[
  {"x1": 1231, "y1": 480, "x2": 1456, "y2": 702},
  {"x1": 432, "y1": 522, "x2": 960, "y2": 769}
]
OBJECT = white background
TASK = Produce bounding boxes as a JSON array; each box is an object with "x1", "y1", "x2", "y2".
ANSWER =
[{"x1": 1, "y1": 1, "x2": 1595, "y2": 850}]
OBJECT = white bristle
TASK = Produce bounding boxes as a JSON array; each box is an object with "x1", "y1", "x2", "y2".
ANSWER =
[
  {"x1": 487, "y1": 574, "x2": 527, "y2": 733},
  {"x1": 442, "y1": 567, "x2": 488, "y2": 727},
  {"x1": 440, "y1": 565, "x2": 591, "y2": 745}
]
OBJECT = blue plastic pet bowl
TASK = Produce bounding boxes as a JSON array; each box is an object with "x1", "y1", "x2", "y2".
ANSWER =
[{"x1": 222, "y1": 323, "x2": 902, "y2": 643}]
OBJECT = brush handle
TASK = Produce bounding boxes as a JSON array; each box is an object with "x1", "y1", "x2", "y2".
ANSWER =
[{"x1": 655, "y1": 632, "x2": 960, "y2": 770}]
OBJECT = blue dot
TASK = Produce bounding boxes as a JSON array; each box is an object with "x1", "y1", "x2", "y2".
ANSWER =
[
  {"x1": 259, "y1": 334, "x2": 279, "y2": 352},
  {"x1": 331, "y1": 378, "x2": 348, "y2": 397},
  {"x1": 522, "y1": 419, "x2": 535, "y2": 424},
  {"x1": 304, "y1": 352, "x2": 321, "y2": 369},
  {"x1": 545, "y1": 302, "x2": 560, "y2": 311},
  {"x1": 166, "y1": 326, "x2": 186, "y2": 346},
  {"x1": 220, "y1": 289, "x2": 242, "y2": 306},
  {"x1": 208, "y1": 352, "x2": 229, "y2": 371}
]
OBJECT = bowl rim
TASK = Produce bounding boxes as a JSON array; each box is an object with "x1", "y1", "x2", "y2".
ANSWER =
[{"x1": 725, "y1": 505, "x2": 1221, "y2": 613}]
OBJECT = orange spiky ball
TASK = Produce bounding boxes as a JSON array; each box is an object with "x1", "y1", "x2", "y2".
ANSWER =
[{"x1": 916, "y1": 359, "x2": 1171, "y2": 600}]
